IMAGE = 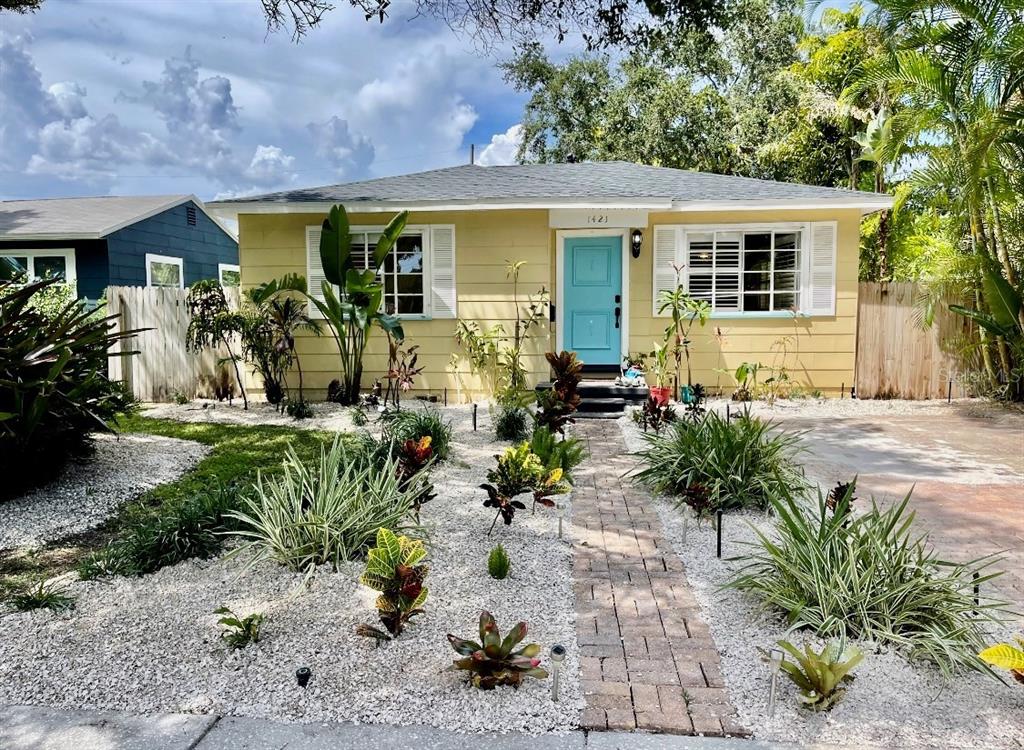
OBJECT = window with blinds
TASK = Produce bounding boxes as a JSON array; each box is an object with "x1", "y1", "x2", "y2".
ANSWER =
[
  {"x1": 653, "y1": 222, "x2": 836, "y2": 317},
  {"x1": 687, "y1": 229, "x2": 801, "y2": 313}
]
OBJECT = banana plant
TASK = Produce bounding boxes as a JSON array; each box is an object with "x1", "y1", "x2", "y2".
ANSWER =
[
  {"x1": 950, "y1": 265, "x2": 1023, "y2": 339},
  {"x1": 307, "y1": 204, "x2": 408, "y2": 405}
]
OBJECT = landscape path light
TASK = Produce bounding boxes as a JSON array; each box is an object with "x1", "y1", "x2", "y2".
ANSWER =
[
  {"x1": 296, "y1": 666, "x2": 312, "y2": 688},
  {"x1": 767, "y1": 647, "x2": 784, "y2": 718},
  {"x1": 549, "y1": 644, "x2": 566, "y2": 702}
]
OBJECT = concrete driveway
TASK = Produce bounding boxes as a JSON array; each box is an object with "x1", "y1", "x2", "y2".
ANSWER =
[{"x1": 777, "y1": 404, "x2": 1024, "y2": 609}]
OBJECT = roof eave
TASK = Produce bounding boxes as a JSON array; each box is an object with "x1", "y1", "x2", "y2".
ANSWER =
[
  {"x1": 206, "y1": 197, "x2": 674, "y2": 218},
  {"x1": 669, "y1": 198, "x2": 894, "y2": 214},
  {"x1": 0, "y1": 232, "x2": 103, "y2": 241},
  {"x1": 209, "y1": 194, "x2": 895, "y2": 220}
]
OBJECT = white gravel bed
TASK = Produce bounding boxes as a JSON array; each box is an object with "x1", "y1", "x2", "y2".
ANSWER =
[
  {"x1": 142, "y1": 399, "x2": 360, "y2": 432},
  {"x1": 654, "y1": 502, "x2": 1024, "y2": 749},
  {"x1": 0, "y1": 404, "x2": 583, "y2": 734},
  {"x1": 0, "y1": 433, "x2": 209, "y2": 551}
]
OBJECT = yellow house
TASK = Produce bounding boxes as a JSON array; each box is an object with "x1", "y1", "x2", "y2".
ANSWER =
[{"x1": 208, "y1": 161, "x2": 892, "y2": 402}]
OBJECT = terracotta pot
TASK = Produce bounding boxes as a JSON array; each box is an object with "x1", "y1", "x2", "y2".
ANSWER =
[{"x1": 650, "y1": 385, "x2": 672, "y2": 405}]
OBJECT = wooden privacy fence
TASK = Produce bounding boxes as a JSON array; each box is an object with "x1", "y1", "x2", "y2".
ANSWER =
[
  {"x1": 855, "y1": 281, "x2": 971, "y2": 400},
  {"x1": 108, "y1": 285, "x2": 240, "y2": 402}
]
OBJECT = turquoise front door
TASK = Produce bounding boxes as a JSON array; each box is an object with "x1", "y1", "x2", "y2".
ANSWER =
[{"x1": 563, "y1": 236, "x2": 622, "y2": 365}]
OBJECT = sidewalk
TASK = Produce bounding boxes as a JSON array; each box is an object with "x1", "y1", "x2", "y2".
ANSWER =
[{"x1": 0, "y1": 704, "x2": 787, "y2": 750}]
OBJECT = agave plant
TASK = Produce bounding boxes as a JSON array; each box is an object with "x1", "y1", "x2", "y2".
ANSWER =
[
  {"x1": 774, "y1": 639, "x2": 863, "y2": 711},
  {"x1": 979, "y1": 638, "x2": 1024, "y2": 684},
  {"x1": 447, "y1": 610, "x2": 548, "y2": 689},
  {"x1": 355, "y1": 527, "x2": 429, "y2": 642}
]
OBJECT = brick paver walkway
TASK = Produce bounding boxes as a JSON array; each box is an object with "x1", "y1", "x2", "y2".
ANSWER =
[{"x1": 571, "y1": 421, "x2": 744, "y2": 736}]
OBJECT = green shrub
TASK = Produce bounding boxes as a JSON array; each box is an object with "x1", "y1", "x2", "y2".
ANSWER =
[
  {"x1": 9, "y1": 581, "x2": 75, "y2": 613},
  {"x1": 229, "y1": 436, "x2": 424, "y2": 573},
  {"x1": 730, "y1": 489, "x2": 1009, "y2": 677},
  {"x1": 215, "y1": 605, "x2": 264, "y2": 649},
  {"x1": 633, "y1": 411, "x2": 805, "y2": 514},
  {"x1": 78, "y1": 483, "x2": 242, "y2": 578},
  {"x1": 530, "y1": 426, "x2": 587, "y2": 482},
  {"x1": 494, "y1": 405, "x2": 531, "y2": 442},
  {"x1": 1, "y1": 279, "x2": 138, "y2": 499},
  {"x1": 380, "y1": 408, "x2": 453, "y2": 460},
  {"x1": 487, "y1": 544, "x2": 511, "y2": 579},
  {"x1": 285, "y1": 399, "x2": 314, "y2": 419}
]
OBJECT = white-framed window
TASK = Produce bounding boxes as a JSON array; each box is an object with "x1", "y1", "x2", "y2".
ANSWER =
[
  {"x1": 146, "y1": 253, "x2": 184, "y2": 288},
  {"x1": 218, "y1": 263, "x2": 240, "y2": 287},
  {"x1": 0, "y1": 249, "x2": 77, "y2": 287},
  {"x1": 305, "y1": 223, "x2": 457, "y2": 320},
  {"x1": 686, "y1": 228, "x2": 801, "y2": 313},
  {"x1": 652, "y1": 222, "x2": 837, "y2": 317}
]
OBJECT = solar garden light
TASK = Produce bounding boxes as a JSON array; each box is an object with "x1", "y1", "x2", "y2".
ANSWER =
[
  {"x1": 715, "y1": 509, "x2": 724, "y2": 558},
  {"x1": 472, "y1": 403, "x2": 478, "y2": 431},
  {"x1": 767, "y1": 648, "x2": 784, "y2": 718},
  {"x1": 549, "y1": 644, "x2": 566, "y2": 702},
  {"x1": 296, "y1": 666, "x2": 312, "y2": 688}
]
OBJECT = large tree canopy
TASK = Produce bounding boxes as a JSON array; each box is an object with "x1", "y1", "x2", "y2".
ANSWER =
[
  {"x1": 501, "y1": 0, "x2": 867, "y2": 185},
  {"x1": 260, "y1": 0, "x2": 731, "y2": 46}
]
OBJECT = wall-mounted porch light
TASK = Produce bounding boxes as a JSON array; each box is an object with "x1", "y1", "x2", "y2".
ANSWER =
[{"x1": 630, "y1": 229, "x2": 643, "y2": 258}]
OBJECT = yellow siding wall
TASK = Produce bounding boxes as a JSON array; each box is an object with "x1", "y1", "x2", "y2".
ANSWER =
[
  {"x1": 238, "y1": 210, "x2": 553, "y2": 402},
  {"x1": 238, "y1": 207, "x2": 861, "y2": 401},
  {"x1": 628, "y1": 209, "x2": 861, "y2": 395}
]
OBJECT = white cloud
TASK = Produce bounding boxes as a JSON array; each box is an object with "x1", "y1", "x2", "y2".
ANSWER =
[
  {"x1": 308, "y1": 116, "x2": 375, "y2": 179},
  {"x1": 351, "y1": 47, "x2": 478, "y2": 172},
  {"x1": 0, "y1": 3, "x2": 533, "y2": 198},
  {"x1": 478, "y1": 123, "x2": 523, "y2": 166},
  {"x1": 48, "y1": 81, "x2": 88, "y2": 120},
  {"x1": 244, "y1": 144, "x2": 296, "y2": 185}
]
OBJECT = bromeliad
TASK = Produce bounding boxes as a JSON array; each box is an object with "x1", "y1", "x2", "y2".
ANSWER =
[{"x1": 447, "y1": 610, "x2": 548, "y2": 689}]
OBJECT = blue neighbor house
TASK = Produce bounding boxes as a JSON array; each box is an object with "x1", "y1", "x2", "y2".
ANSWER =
[{"x1": 0, "y1": 195, "x2": 239, "y2": 301}]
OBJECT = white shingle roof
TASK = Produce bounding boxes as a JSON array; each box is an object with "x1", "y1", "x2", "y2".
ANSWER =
[
  {"x1": 0, "y1": 195, "x2": 197, "y2": 239},
  {"x1": 209, "y1": 162, "x2": 891, "y2": 209}
]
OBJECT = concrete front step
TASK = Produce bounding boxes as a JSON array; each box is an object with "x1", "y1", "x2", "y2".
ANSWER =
[{"x1": 537, "y1": 380, "x2": 648, "y2": 416}]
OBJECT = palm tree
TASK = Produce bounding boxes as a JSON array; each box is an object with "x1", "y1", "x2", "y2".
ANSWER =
[
  {"x1": 844, "y1": 0, "x2": 1024, "y2": 394},
  {"x1": 247, "y1": 274, "x2": 320, "y2": 406}
]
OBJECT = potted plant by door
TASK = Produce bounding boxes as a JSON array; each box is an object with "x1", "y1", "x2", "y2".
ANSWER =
[{"x1": 648, "y1": 342, "x2": 672, "y2": 405}]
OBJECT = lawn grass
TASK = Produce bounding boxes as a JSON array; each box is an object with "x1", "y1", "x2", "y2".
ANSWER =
[{"x1": 0, "y1": 415, "x2": 342, "y2": 597}]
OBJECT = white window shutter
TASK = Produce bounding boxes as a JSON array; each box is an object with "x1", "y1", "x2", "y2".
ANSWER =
[
  {"x1": 305, "y1": 224, "x2": 330, "y2": 319},
  {"x1": 652, "y1": 226, "x2": 678, "y2": 317},
  {"x1": 429, "y1": 224, "x2": 457, "y2": 319},
  {"x1": 806, "y1": 221, "x2": 837, "y2": 316}
]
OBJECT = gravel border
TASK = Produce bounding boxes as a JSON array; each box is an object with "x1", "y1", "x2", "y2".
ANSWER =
[
  {"x1": 617, "y1": 409, "x2": 1024, "y2": 747},
  {"x1": 0, "y1": 405, "x2": 583, "y2": 734},
  {"x1": 0, "y1": 433, "x2": 209, "y2": 551},
  {"x1": 142, "y1": 399, "x2": 360, "y2": 432}
]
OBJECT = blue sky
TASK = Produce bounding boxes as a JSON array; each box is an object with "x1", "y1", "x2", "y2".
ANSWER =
[{"x1": 0, "y1": 0, "x2": 542, "y2": 201}]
